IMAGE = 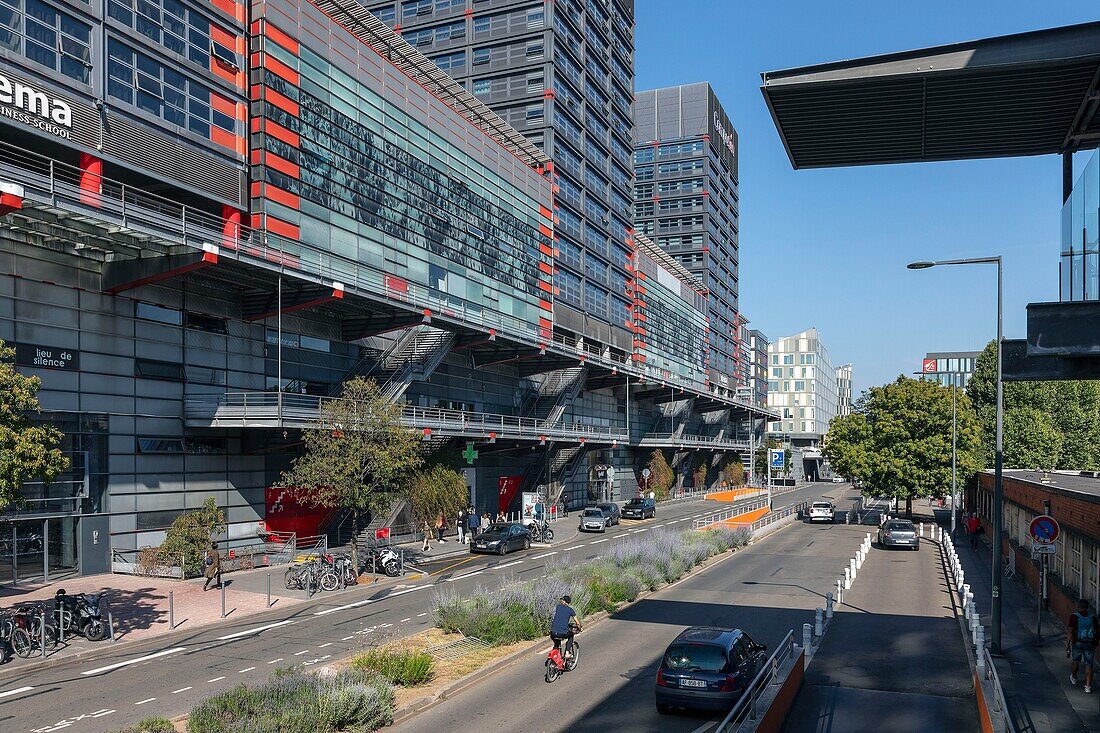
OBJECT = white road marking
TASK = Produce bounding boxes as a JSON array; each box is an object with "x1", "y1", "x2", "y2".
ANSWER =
[
  {"x1": 417, "y1": 612, "x2": 429, "y2": 617},
  {"x1": 388, "y1": 586, "x2": 430, "y2": 598},
  {"x1": 171, "y1": 687, "x2": 192, "y2": 694},
  {"x1": 590, "y1": 538, "x2": 609, "y2": 544},
  {"x1": 495, "y1": 560, "x2": 523, "y2": 569},
  {"x1": 319, "y1": 642, "x2": 332, "y2": 648},
  {"x1": 267, "y1": 658, "x2": 283, "y2": 664},
  {"x1": 0, "y1": 685, "x2": 33, "y2": 699},
  {"x1": 314, "y1": 598, "x2": 373, "y2": 616},
  {"x1": 445, "y1": 569, "x2": 484, "y2": 582},
  {"x1": 81, "y1": 647, "x2": 187, "y2": 676},
  {"x1": 563, "y1": 545, "x2": 585, "y2": 551},
  {"x1": 399, "y1": 617, "x2": 411, "y2": 623},
  {"x1": 207, "y1": 676, "x2": 226, "y2": 683},
  {"x1": 341, "y1": 635, "x2": 355, "y2": 641},
  {"x1": 531, "y1": 551, "x2": 557, "y2": 559},
  {"x1": 293, "y1": 650, "x2": 310, "y2": 656},
  {"x1": 302, "y1": 654, "x2": 331, "y2": 666},
  {"x1": 134, "y1": 698, "x2": 156, "y2": 706},
  {"x1": 238, "y1": 666, "x2": 256, "y2": 673},
  {"x1": 217, "y1": 619, "x2": 295, "y2": 640}
]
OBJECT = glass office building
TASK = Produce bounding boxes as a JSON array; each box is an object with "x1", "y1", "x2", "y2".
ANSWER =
[
  {"x1": 920, "y1": 351, "x2": 981, "y2": 389},
  {"x1": 766, "y1": 327, "x2": 839, "y2": 447},
  {"x1": 1061, "y1": 149, "x2": 1099, "y2": 302}
]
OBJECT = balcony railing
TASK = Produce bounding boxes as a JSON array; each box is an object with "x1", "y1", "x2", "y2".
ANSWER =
[
  {"x1": 184, "y1": 392, "x2": 627, "y2": 444},
  {"x1": 639, "y1": 432, "x2": 750, "y2": 451}
]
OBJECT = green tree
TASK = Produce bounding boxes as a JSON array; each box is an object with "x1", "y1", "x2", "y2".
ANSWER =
[
  {"x1": 645, "y1": 449, "x2": 674, "y2": 500},
  {"x1": 0, "y1": 341, "x2": 69, "y2": 510},
  {"x1": 823, "y1": 376, "x2": 982, "y2": 517},
  {"x1": 722, "y1": 455, "x2": 745, "y2": 487},
  {"x1": 404, "y1": 463, "x2": 468, "y2": 530},
  {"x1": 279, "y1": 378, "x2": 423, "y2": 573},
  {"x1": 969, "y1": 340, "x2": 1100, "y2": 469},
  {"x1": 1003, "y1": 407, "x2": 1062, "y2": 469},
  {"x1": 692, "y1": 454, "x2": 708, "y2": 491},
  {"x1": 754, "y1": 438, "x2": 787, "y2": 480},
  {"x1": 157, "y1": 497, "x2": 225, "y2": 576}
]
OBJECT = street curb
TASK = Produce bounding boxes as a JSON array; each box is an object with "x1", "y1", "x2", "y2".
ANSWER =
[
  {"x1": 0, "y1": 569, "x2": 416, "y2": 684},
  {"x1": 388, "y1": 536, "x2": 747, "y2": 728}
]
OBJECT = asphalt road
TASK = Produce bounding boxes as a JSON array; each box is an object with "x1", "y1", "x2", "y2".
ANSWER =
[
  {"x1": 391, "y1": 496, "x2": 866, "y2": 733},
  {"x1": 0, "y1": 486, "x2": 840, "y2": 733}
]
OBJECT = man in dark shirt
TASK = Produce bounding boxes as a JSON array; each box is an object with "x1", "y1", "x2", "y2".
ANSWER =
[{"x1": 550, "y1": 595, "x2": 581, "y2": 660}]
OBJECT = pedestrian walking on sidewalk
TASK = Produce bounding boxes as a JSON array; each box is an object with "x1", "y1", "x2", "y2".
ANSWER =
[
  {"x1": 422, "y1": 520, "x2": 433, "y2": 552},
  {"x1": 468, "y1": 510, "x2": 480, "y2": 538},
  {"x1": 965, "y1": 513, "x2": 982, "y2": 550},
  {"x1": 482, "y1": 512, "x2": 492, "y2": 530},
  {"x1": 457, "y1": 507, "x2": 467, "y2": 545},
  {"x1": 1068, "y1": 598, "x2": 1098, "y2": 693},
  {"x1": 435, "y1": 513, "x2": 447, "y2": 542},
  {"x1": 202, "y1": 541, "x2": 222, "y2": 591},
  {"x1": 495, "y1": 511, "x2": 506, "y2": 523}
]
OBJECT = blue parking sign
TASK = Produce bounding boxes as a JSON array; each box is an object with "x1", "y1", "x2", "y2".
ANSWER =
[{"x1": 769, "y1": 449, "x2": 785, "y2": 469}]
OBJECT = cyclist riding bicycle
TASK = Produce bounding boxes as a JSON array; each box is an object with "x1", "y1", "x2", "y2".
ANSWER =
[{"x1": 550, "y1": 594, "x2": 582, "y2": 660}]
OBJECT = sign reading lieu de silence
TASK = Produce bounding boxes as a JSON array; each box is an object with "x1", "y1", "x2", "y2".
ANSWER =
[{"x1": 15, "y1": 344, "x2": 79, "y2": 371}]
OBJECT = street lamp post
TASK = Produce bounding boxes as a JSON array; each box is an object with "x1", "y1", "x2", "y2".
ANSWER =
[{"x1": 908, "y1": 256, "x2": 1003, "y2": 654}]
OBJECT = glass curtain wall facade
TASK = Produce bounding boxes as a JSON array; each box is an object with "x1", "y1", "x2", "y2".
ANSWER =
[
  {"x1": 836, "y1": 363, "x2": 852, "y2": 417},
  {"x1": 1061, "y1": 149, "x2": 1099, "y2": 302},
  {"x1": 633, "y1": 82, "x2": 741, "y2": 395},
  {"x1": 249, "y1": 0, "x2": 554, "y2": 341},
  {"x1": 920, "y1": 351, "x2": 980, "y2": 390},
  {"x1": 766, "y1": 327, "x2": 839, "y2": 447},
  {"x1": 363, "y1": 0, "x2": 637, "y2": 351}
]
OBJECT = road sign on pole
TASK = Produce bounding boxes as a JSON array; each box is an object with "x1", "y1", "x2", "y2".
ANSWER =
[
  {"x1": 1029, "y1": 515, "x2": 1059, "y2": 544},
  {"x1": 769, "y1": 449, "x2": 784, "y2": 470},
  {"x1": 1031, "y1": 544, "x2": 1056, "y2": 557}
]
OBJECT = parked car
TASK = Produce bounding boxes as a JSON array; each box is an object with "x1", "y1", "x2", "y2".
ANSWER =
[
  {"x1": 622, "y1": 497, "x2": 656, "y2": 520},
  {"x1": 596, "y1": 502, "x2": 621, "y2": 526},
  {"x1": 578, "y1": 508, "x2": 610, "y2": 533},
  {"x1": 877, "y1": 519, "x2": 919, "y2": 550},
  {"x1": 831, "y1": 476, "x2": 845, "y2": 483},
  {"x1": 655, "y1": 627, "x2": 767, "y2": 714},
  {"x1": 470, "y1": 523, "x2": 531, "y2": 555},
  {"x1": 808, "y1": 501, "x2": 835, "y2": 523}
]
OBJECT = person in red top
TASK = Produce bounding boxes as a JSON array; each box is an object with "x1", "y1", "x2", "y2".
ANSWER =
[{"x1": 965, "y1": 513, "x2": 982, "y2": 550}]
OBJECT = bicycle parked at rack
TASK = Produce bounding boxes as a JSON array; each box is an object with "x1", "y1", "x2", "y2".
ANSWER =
[{"x1": 8, "y1": 604, "x2": 58, "y2": 658}]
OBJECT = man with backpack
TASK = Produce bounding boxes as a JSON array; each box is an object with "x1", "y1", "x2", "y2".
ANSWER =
[
  {"x1": 1068, "y1": 597, "x2": 1098, "y2": 693},
  {"x1": 202, "y1": 541, "x2": 222, "y2": 591}
]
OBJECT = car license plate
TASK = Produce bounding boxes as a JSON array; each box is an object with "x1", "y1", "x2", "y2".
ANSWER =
[{"x1": 680, "y1": 679, "x2": 706, "y2": 688}]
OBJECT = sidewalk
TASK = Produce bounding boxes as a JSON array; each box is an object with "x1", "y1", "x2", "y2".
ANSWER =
[
  {"x1": 395, "y1": 514, "x2": 584, "y2": 566},
  {"x1": 958, "y1": 530, "x2": 1099, "y2": 732}
]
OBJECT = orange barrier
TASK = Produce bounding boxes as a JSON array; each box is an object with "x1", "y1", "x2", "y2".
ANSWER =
[
  {"x1": 705, "y1": 487, "x2": 758, "y2": 502},
  {"x1": 758, "y1": 650, "x2": 805, "y2": 733},
  {"x1": 718, "y1": 507, "x2": 769, "y2": 527},
  {"x1": 974, "y1": 671, "x2": 995, "y2": 733}
]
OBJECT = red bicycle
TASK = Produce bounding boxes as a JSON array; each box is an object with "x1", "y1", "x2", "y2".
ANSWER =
[{"x1": 545, "y1": 625, "x2": 581, "y2": 683}]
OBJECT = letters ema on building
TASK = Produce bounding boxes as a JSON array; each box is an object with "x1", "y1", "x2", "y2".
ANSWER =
[
  {"x1": 712, "y1": 111, "x2": 735, "y2": 156},
  {"x1": 0, "y1": 72, "x2": 73, "y2": 139}
]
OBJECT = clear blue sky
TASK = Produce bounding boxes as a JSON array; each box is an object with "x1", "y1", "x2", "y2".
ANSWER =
[{"x1": 635, "y1": 1, "x2": 1099, "y2": 394}]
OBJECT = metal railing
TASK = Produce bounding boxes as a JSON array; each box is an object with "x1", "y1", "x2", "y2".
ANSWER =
[
  {"x1": 715, "y1": 630, "x2": 798, "y2": 731},
  {"x1": 184, "y1": 392, "x2": 627, "y2": 442},
  {"x1": 639, "y1": 432, "x2": 751, "y2": 451},
  {"x1": 749, "y1": 501, "x2": 809, "y2": 532},
  {"x1": 982, "y1": 646, "x2": 1015, "y2": 733},
  {"x1": 692, "y1": 497, "x2": 770, "y2": 529}
]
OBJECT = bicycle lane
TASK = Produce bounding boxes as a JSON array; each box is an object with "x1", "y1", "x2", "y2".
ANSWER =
[{"x1": 0, "y1": 499, "x2": 738, "y2": 732}]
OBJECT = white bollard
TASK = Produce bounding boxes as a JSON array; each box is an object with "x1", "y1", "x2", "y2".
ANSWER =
[
  {"x1": 976, "y1": 641, "x2": 986, "y2": 677},
  {"x1": 826, "y1": 592, "x2": 834, "y2": 620},
  {"x1": 836, "y1": 579, "x2": 843, "y2": 605},
  {"x1": 972, "y1": 617, "x2": 980, "y2": 647},
  {"x1": 815, "y1": 608, "x2": 824, "y2": 636},
  {"x1": 844, "y1": 567, "x2": 852, "y2": 590},
  {"x1": 976, "y1": 624, "x2": 985, "y2": 651},
  {"x1": 919, "y1": 522, "x2": 924, "y2": 537},
  {"x1": 850, "y1": 557, "x2": 857, "y2": 581},
  {"x1": 803, "y1": 623, "x2": 813, "y2": 651}
]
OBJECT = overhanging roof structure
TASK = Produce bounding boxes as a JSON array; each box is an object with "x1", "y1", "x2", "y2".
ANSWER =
[{"x1": 761, "y1": 21, "x2": 1100, "y2": 169}]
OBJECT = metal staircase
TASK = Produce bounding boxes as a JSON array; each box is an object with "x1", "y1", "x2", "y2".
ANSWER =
[
  {"x1": 521, "y1": 367, "x2": 588, "y2": 425},
  {"x1": 331, "y1": 325, "x2": 455, "y2": 402}
]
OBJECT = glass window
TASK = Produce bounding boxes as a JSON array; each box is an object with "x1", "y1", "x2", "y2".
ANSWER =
[
  {"x1": 136, "y1": 302, "x2": 182, "y2": 325},
  {"x1": 299, "y1": 335, "x2": 331, "y2": 352},
  {"x1": 135, "y1": 359, "x2": 184, "y2": 381},
  {"x1": 184, "y1": 311, "x2": 227, "y2": 333}
]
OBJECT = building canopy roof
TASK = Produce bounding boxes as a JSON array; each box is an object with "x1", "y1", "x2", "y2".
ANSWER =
[{"x1": 761, "y1": 22, "x2": 1100, "y2": 169}]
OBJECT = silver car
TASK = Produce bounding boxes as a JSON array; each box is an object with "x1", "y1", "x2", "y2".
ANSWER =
[
  {"x1": 578, "y1": 508, "x2": 610, "y2": 533},
  {"x1": 877, "y1": 519, "x2": 919, "y2": 550}
]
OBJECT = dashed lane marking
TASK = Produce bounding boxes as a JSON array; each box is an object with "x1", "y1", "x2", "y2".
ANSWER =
[
  {"x1": 417, "y1": 612, "x2": 428, "y2": 617},
  {"x1": 134, "y1": 698, "x2": 156, "y2": 706},
  {"x1": 207, "y1": 676, "x2": 226, "y2": 683},
  {"x1": 293, "y1": 650, "x2": 310, "y2": 656},
  {"x1": 590, "y1": 538, "x2": 609, "y2": 544},
  {"x1": 171, "y1": 687, "x2": 192, "y2": 694},
  {"x1": 531, "y1": 551, "x2": 557, "y2": 559},
  {"x1": 341, "y1": 635, "x2": 355, "y2": 641},
  {"x1": 81, "y1": 647, "x2": 187, "y2": 676},
  {"x1": 319, "y1": 642, "x2": 332, "y2": 648},
  {"x1": 0, "y1": 685, "x2": 33, "y2": 700},
  {"x1": 238, "y1": 666, "x2": 256, "y2": 673},
  {"x1": 562, "y1": 545, "x2": 584, "y2": 551},
  {"x1": 445, "y1": 569, "x2": 484, "y2": 582},
  {"x1": 399, "y1": 617, "x2": 411, "y2": 623},
  {"x1": 494, "y1": 560, "x2": 523, "y2": 569},
  {"x1": 217, "y1": 619, "x2": 295, "y2": 640},
  {"x1": 267, "y1": 658, "x2": 283, "y2": 664}
]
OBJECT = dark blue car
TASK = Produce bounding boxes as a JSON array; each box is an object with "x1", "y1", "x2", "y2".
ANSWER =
[{"x1": 655, "y1": 627, "x2": 766, "y2": 714}]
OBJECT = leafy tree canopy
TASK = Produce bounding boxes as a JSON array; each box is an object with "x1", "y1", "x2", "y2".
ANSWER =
[
  {"x1": 158, "y1": 497, "x2": 225, "y2": 576},
  {"x1": 404, "y1": 463, "x2": 469, "y2": 529},
  {"x1": 645, "y1": 449, "x2": 674, "y2": 500},
  {"x1": 0, "y1": 340, "x2": 69, "y2": 510},
  {"x1": 824, "y1": 376, "x2": 982, "y2": 515}
]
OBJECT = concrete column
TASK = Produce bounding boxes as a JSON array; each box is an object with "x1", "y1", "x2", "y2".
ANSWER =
[{"x1": 79, "y1": 152, "x2": 102, "y2": 207}]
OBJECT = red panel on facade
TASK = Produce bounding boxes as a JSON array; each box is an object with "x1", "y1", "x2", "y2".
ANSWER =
[
  {"x1": 264, "y1": 183, "x2": 301, "y2": 210},
  {"x1": 264, "y1": 151, "x2": 300, "y2": 178},
  {"x1": 263, "y1": 487, "x2": 332, "y2": 537},
  {"x1": 263, "y1": 86, "x2": 300, "y2": 117},
  {"x1": 263, "y1": 21, "x2": 301, "y2": 54},
  {"x1": 264, "y1": 215, "x2": 300, "y2": 240},
  {"x1": 260, "y1": 118, "x2": 300, "y2": 147},
  {"x1": 264, "y1": 54, "x2": 300, "y2": 85}
]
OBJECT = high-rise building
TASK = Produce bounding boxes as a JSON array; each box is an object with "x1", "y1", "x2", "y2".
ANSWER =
[
  {"x1": 365, "y1": 0, "x2": 638, "y2": 354},
  {"x1": 736, "y1": 324, "x2": 768, "y2": 409},
  {"x1": 920, "y1": 351, "x2": 981, "y2": 389},
  {"x1": 632, "y1": 83, "x2": 741, "y2": 397},
  {"x1": 836, "y1": 363, "x2": 853, "y2": 417},
  {"x1": 766, "y1": 328, "x2": 839, "y2": 447}
]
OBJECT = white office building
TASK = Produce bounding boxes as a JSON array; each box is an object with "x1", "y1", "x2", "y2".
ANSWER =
[
  {"x1": 836, "y1": 363, "x2": 854, "y2": 417},
  {"x1": 766, "y1": 328, "x2": 840, "y2": 448}
]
